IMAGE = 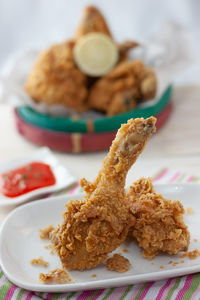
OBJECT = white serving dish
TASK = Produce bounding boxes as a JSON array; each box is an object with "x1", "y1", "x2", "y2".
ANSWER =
[
  {"x1": 0, "y1": 147, "x2": 76, "y2": 207},
  {"x1": 0, "y1": 183, "x2": 199, "y2": 292}
]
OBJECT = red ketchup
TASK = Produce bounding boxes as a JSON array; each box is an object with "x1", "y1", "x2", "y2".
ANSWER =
[{"x1": 0, "y1": 162, "x2": 56, "y2": 198}]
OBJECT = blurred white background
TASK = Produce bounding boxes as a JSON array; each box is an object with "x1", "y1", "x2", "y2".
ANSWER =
[{"x1": 0, "y1": 0, "x2": 199, "y2": 84}]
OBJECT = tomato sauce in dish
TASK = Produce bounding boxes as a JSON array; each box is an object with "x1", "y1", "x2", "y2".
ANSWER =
[{"x1": 0, "y1": 162, "x2": 56, "y2": 198}]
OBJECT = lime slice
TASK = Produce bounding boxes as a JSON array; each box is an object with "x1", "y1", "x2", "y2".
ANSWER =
[{"x1": 74, "y1": 33, "x2": 119, "y2": 76}]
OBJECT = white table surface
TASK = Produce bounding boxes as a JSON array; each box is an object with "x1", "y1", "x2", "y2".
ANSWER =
[{"x1": 0, "y1": 84, "x2": 200, "y2": 223}]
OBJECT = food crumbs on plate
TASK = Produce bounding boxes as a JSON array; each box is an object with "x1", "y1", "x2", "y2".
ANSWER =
[
  {"x1": 168, "y1": 260, "x2": 173, "y2": 264},
  {"x1": 181, "y1": 260, "x2": 185, "y2": 263},
  {"x1": 106, "y1": 254, "x2": 131, "y2": 273},
  {"x1": 44, "y1": 244, "x2": 56, "y2": 254},
  {"x1": 40, "y1": 225, "x2": 55, "y2": 239},
  {"x1": 160, "y1": 265, "x2": 164, "y2": 269},
  {"x1": 180, "y1": 249, "x2": 200, "y2": 259},
  {"x1": 30, "y1": 256, "x2": 48, "y2": 267},
  {"x1": 172, "y1": 262, "x2": 179, "y2": 266},
  {"x1": 151, "y1": 262, "x2": 154, "y2": 265},
  {"x1": 39, "y1": 268, "x2": 72, "y2": 284},
  {"x1": 121, "y1": 248, "x2": 128, "y2": 253},
  {"x1": 194, "y1": 238, "x2": 198, "y2": 242},
  {"x1": 91, "y1": 274, "x2": 97, "y2": 278},
  {"x1": 186, "y1": 207, "x2": 193, "y2": 215}
]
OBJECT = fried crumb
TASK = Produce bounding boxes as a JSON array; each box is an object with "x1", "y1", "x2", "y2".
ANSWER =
[
  {"x1": 91, "y1": 274, "x2": 97, "y2": 278},
  {"x1": 173, "y1": 262, "x2": 179, "y2": 266},
  {"x1": 44, "y1": 244, "x2": 52, "y2": 249},
  {"x1": 194, "y1": 239, "x2": 198, "y2": 242},
  {"x1": 44, "y1": 244, "x2": 56, "y2": 254},
  {"x1": 168, "y1": 260, "x2": 173, "y2": 264},
  {"x1": 106, "y1": 254, "x2": 131, "y2": 273},
  {"x1": 180, "y1": 249, "x2": 200, "y2": 259},
  {"x1": 30, "y1": 256, "x2": 48, "y2": 267},
  {"x1": 40, "y1": 225, "x2": 55, "y2": 239},
  {"x1": 181, "y1": 260, "x2": 185, "y2": 263},
  {"x1": 186, "y1": 207, "x2": 193, "y2": 215},
  {"x1": 151, "y1": 262, "x2": 154, "y2": 265},
  {"x1": 39, "y1": 268, "x2": 72, "y2": 284},
  {"x1": 160, "y1": 265, "x2": 164, "y2": 269},
  {"x1": 121, "y1": 248, "x2": 128, "y2": 253}
]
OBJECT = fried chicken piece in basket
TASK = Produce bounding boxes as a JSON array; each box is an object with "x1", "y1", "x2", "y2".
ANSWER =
[
  {"x1": 51, "y1": 117, "x2": 156, "y2": 270},
  {"x1": 127, "y1": 177, "x2": 190, "y2": 259},
  {"x1": 88, "y1": 60, "x2": 157, "y2": 116},
  {"x1": 117, "y1": 40, "x2": 139, "y2": 63},
  {"x1": 75, "y1": 6, "x2": 112, "y2": 39},
  {"x1": 25, "y1": 40, "x2": 88, "y2": 111}
]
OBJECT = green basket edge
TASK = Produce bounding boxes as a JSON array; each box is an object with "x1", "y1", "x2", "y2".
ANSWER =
[{"x1": 18, "y1": 85, "x2": 172, "y2": 133}]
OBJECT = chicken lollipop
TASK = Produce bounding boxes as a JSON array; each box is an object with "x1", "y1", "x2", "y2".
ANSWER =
[{"x1": 51, "y1": 117, "x2": 156, "y2": 270}]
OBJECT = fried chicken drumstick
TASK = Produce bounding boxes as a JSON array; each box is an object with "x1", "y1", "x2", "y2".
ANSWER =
[
  {"x1": 51, "y1": 117, "x2": 156, "y2": 270},
  {"x1": 127, "y1": 177, "x2": 190, "y2": 259}
]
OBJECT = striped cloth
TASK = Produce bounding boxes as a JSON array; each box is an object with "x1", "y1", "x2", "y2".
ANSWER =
[{"x1": 1, "y1": 168, "x2": 200, "y2": 300}]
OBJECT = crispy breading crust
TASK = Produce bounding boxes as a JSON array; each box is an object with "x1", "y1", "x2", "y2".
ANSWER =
[
  {"x1": 88, "y1": 60, "x2": 157, "y2": 115},
  {"x1": 40, "y1": 225, "x2": 55, "y2": 239},
  {"x1": 106, "y1": 253, "x2": 131, "y2": 273},
  {"x1": 51, "y1": 117, "x2": 156, "y2": 270},
  {"x1": 25, "y1": 41, "x2": 88, "y2": 111},
  {"x1": 117, "y1": 40, "x2": 139, "y2": 63},
  {"x1": 39, "y1": 268, "x2": 72, "y2": 284},
  {"x1": 30, "y1": 256, "x2": 49, "y2": 267},
  {"x1": 127, "y1": 177, "x2": 190, "y2": 259},
  {"x1": 25, "y1": 5, "x2": 152, "y2": 116},
  {"x1": 75, "y1": 6, "x2": 113, "y2": 40}
]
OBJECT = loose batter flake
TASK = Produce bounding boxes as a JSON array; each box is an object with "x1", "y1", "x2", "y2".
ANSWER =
[
  {"x1": 30, "y1": 256, "x2": 48, "y2": 267},
  {"x1": 106, "y1": 254, "x2": 131, "y2": 273},
  {"x1": 39, "y1": 268, "x2": 72, "y2": 284},
  {"x1": 40, "y1": 225, "x2": 55, "y2": 239}
]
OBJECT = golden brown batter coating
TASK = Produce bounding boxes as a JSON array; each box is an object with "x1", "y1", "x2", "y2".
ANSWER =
[
  {"x1": 88, "y1": 60, "x2": 157, "y2": 115},
  {"x1": 40, "y1": 225, "x2": 55, "y2": 239},
  {"x1": 117, "y1": 40, "x2": 139, "y2": 63},
  {"x1": 127, "y1": 177, "x2": 190, "y2": 259},
  {"x1": 51, "y1": 117, "x2": 156, "y2": 270},
  {"x1": 30, "y1": 256, "x2": 49, "y2": 267},
  {"x1": 139, "y1": 68, "x2": 157, "y2": 100},
  {"x1": 25, "y1": 5, "x2": 149, "y2": 115},
  {"x1": 39, "y1": 268, "x2": 72, "y2": 284},
  {"x1": 106, "y1": 253, "x2": 131, "y2": 273},
  {"x1": 180, "y1": 249, "x2": 200, "y2": 259},
  {"x1": 25, "y1": 40, "x2": 88, "y2": 111},
  {"x1": 75, "y1": 6, "x2": 112, "y2": 40}
]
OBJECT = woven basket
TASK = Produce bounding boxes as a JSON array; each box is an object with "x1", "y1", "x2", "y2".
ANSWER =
[
  {"x1": 17, "y1": 86, "x2": 172, "y2": 134},
  {"x1": 14, "y1": 86, "x2": 173, "y2": 152}
]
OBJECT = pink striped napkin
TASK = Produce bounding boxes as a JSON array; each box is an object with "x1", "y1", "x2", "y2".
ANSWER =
[{"x1": 0, "y1": 168, "x2": 200, "y2": 300}]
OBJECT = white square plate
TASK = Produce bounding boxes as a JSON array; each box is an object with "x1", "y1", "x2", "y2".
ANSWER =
[
  {"x1": 0, "y1": 147, "x2": 76, "y2": 207},
  {"x1": 0, "y1": 183, "x2": 199, "y2": 293}
]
